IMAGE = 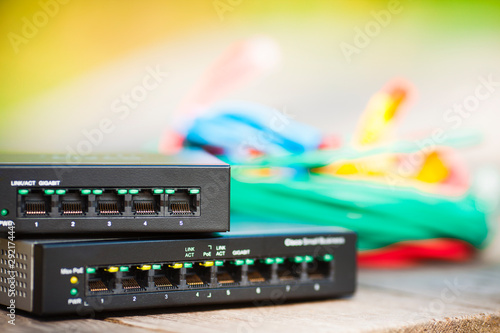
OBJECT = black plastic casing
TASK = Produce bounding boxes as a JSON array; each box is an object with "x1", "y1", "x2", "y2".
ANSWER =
[
  {"x1": 0, "y1": 151, "x2": 230, "y2": 234},
  {"x1": 0, "y1": 225, "x2": 356, "y2": 316}
]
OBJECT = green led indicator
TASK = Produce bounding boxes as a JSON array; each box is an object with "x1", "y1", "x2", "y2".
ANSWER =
[
  {"x1": 0, "y1": 209, "x2": 8, "y2": 216},
  {"x1": 165, "y1": 189, "x2": 175, "y2": 194},
  {"x1": 128, "y1": 189, "x2": 139, "y2": 195},
  {"x1": 152, "y1": 264, "x2": 162, "y2": 270},
  {"x1": 233, "y1": 259, "x2": 245, "y2": 266},
  {"x1": 44, "y1": 189, "x2": 55, "y2": 195},
  {"x1": 275, "y1": 257, "x2": 284, "y2": 264},
  {"x1": 293, "y1": 256, "x2": 304, "y2": 263},
  {"x1": 56, "y1": 189, "x2": 66, "y2": 195},
  {"x1": 153, "y1": 189, "x2": 164, "y2": 194},
  {"x1": 305, "y1": 255, "x2": 314, "y2": 263},
  {"x1": 81, "y1": 189, "x2": 92, "y2": 195},
  {"x1": 189, "y1": 189, "x2": 200, "y2": 194},
  {"x1": 70, "y1": 288, "x2": 78, "y2": 296},
  {"x1": 86, "y1": 267, "x2": 96, "y2": 274},
  {"x1": 183, "y1": 262, "x2": 193, "y2": 268},
  {"x1": 214, "y1": 260, "x2": 224, "y2": 267},
  {"x1": 18, "y1": 189, "x2": 29, "y2": 195},
  {"x1": 117, "y1": 189, "x2": 128, "y2": 195},
  {"x1": 92, "y1": 189, "x2": 103, "y2": 195},
  {"x1": 119, "y1": 266, "x2": 129, "y2": 272},
  {"x1": 322, "y1": 254, "x2": 334, "y2": 262},
  {"x1": 245, "y1": 259, "x2": 255, "y2": 265},
  {"x1": 264, "y1": 258, "x2": 275, "y2": 265}
]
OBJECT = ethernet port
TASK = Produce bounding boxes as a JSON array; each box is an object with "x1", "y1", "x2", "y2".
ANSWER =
[
  {"x1": 121, "y1": 266, "x2": 148, "y2": 292},
  {"x1": 20, "y1": 190, "x2": 50, "y2": 216},
  {"x1": 247, "y1": 261, "x2": 271, "y2": 284},
  {"x1": 277, "y1": 260, "x2": 301, "y2": 282},
  {"x1": 96, "y1": 191, "x2": 124, "y2": 215},
  {"x1": 216, "y1": 262, "x2": 241, "y2": 286},
  {"x1": 86, "y1": 267, "x2": 115, "y2": 295},
  {"x1": 308, "y1": 258, "x2": 334, "y2": 280},
  {"x1": 167, "y1": 189, "x2": 199, "y2": 216},
  {"x1": 132, "y1": 190, "x2": 160, "y2": 215},
  {"x1": 152, "y1": 265, "x2": 179, "y2": 290},
  {"x1": 59, "y1": 190, "x2": 87, "y2": 216},
  {"x1": 185, "y1": 263, "x2": 211, "y2": 288}
]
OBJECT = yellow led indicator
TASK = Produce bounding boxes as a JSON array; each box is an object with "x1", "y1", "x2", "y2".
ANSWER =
[
  {"x1": 70, "y1": 276, "x2": 78, "y2": 284},
  {"x1": 200, "y1": 261, "x2": 214, "y2": 267},
  {"x1": 106, "y1": 266, "x2": 119, "y2": 273},
  {"x1": 169, "y1": 263, "x2": 183, "y2": 269},
  {"x1": 139, "y1": 265, "x2": 151, "y2": 271}
]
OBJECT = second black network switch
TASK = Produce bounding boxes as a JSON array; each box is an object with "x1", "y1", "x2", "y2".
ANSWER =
[{"x1": 0, "y1": 222, "x2": 356, "y2": 316}]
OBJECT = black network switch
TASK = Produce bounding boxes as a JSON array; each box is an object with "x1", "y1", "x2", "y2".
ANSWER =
[
  {"x1": 0, "y1": 151, "x2": 230, "y2": 234},
  {"x1": 0, "y1": 222, "x2": 356, "y2": 316}
]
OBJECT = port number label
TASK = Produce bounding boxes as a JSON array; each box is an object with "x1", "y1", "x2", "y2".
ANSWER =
[
  {"x1": 107, "y1": 221, "x2": 112, "y2": 227},
  {"x1": 164, "y1": 294, "x2": 168, "y2": 300},
  {"x1": 143, "y1": 221, "x2": 148, "y2": 226},
  {"x1": 179, "y1": 220, "x2": 183, "y2": 226},
  {"x1": 35, "y1": 221, "x2": 38, "y2": 227},
  {"x1": 196, "y1": 292, "x2": 200, "y2": 297},
  {"x1": 71, "y1": 221, "x2": 76, "y2": 227},
  {"x1": 133, "y1": 296, "x2": 137, "y2": 302}
]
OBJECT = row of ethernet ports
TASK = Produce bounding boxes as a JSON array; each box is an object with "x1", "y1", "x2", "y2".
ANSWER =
[
  {"x1": 17, "y1": 188, "x2": 200, "y2": 217},
  {"x1": 86, "y1": 255, "x2": 335, "y2": 295}
]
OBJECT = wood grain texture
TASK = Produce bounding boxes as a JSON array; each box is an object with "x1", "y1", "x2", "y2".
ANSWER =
[
  {"x1": 1, "y1": 263, "x2": 499, "y2": 332},
  {"x1": 0, "y1": 311, "x2": 148, "y2": 333}
]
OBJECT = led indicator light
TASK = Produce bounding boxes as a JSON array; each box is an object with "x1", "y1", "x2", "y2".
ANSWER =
[
  {"x1": 70, "y1": 288, "x2": 78, "y2": 296},
  {"x1": 322, "y1": 254, "x2": 334, "y2": 262},
  {"x1": 189, "y1": 189, "x2": 200, "y2": 194},
  {"x1": 165, "y1": 189, "x2": 175, "y2": 194},
  {"x1": 86, "y1": 267, "x2": 96, "y2": 274},
  {"x1": 139, "y1": 265, "x2": 151, "y2": 271},
  {"x1": 170, "y1": 263, "x2": 183, "y2": 269},
  {"x1": 153, "y1": 189, "x2": 164, "y2": 194},
  {"x1": 119, "y1": 266, "x2": 129, "y2": 272},
  {"x1": 215, "y1": 260, "x2": 224, "y2": 266},
  {"x1": 275, "y1": 257, "x2": 284, "y2": 264},
  {"x1": 106, "y1": 266, "x2": 119, "y2": 273},
  {"x1": 70, "y1": 276, "x2": 78, "y2": 284},
  {"x1": 200, "y1": 261, "x2": 214, "y2": 267},
  {"x1": 117, "y1": 189, "x2": 128, "y2": 195},
  {"x1": 44, "y1": 189, "x2": 55, "y2": 195},
  {"x1": 92, "y1": 189, "x2": 103, "y2": 195},
  {"x1": 293, "y1": 256, "x2": 304, "y2": 263},
  {"x1": 264, "y1": 258, "x2": 275, "y2": 265},
  {"x1": 152, "y1": 264, "x2": 162, "y2": 270},
  {"x1": 18, "y1": 189, "x2": 29, "y2": 195},
  {"x1": 129, "y1": 189, "x2": 139, "y2": 195},
  {"x1": 183, "y1": 262, "x2": 193, "y2": 268},
  {"x1": 80, "y1": 189, "x2": 91, "y2": 195},
  {"x1": 305, "y1": 255, "x2": 314, "y2": 263},
  {"x1": 245, "y1": 259, "x2": 255, "y2": 265},
  {"x1": 233, "y1": 259, "x2": 245, "y2": 266},
  {"x1": 56, "y1": 189, "x2": 66, "y2": 195},
  {"x1": 0, "y1": 209, "x2": 8, "y2": 217}
]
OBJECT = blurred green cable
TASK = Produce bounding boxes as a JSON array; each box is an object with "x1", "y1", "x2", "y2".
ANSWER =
[{"x1": 230, "y1": 169, "x2": 489, "y2": 251}]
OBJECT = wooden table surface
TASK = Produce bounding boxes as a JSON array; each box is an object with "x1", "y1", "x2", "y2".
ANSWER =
[{"x1": 2, "y1": 260, "x2": 499, "y2": 333}]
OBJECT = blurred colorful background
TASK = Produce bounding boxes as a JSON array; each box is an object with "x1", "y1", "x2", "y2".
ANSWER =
[{"x1": 1, "y1": 0, "x2": 500, "y2": 263}]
